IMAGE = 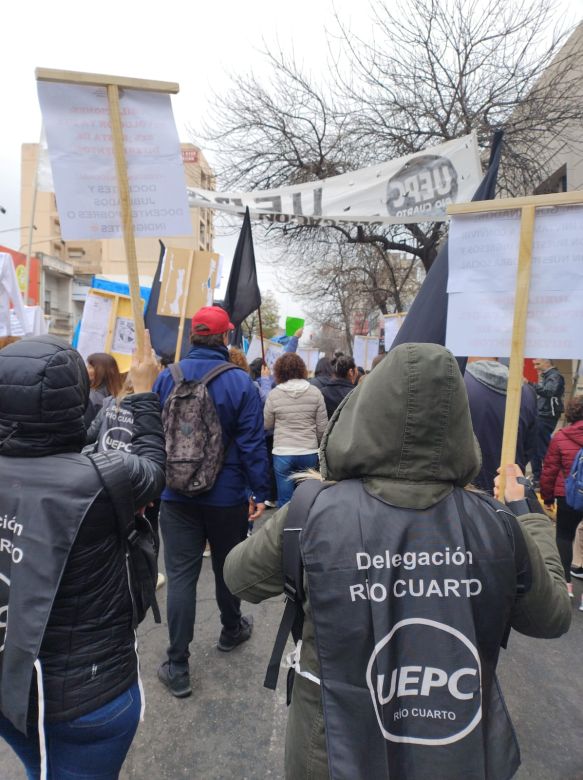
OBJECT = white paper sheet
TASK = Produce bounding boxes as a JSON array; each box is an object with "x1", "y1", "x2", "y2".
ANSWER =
[
  {"x1": 297, "y1": 348, "x2": 324, "y2": 374},
  {"x1": 37, "y1": 82, "x2": 191, "y2": 240},
  {"x1": 383, "y1": 316, "x2": 405, "y2": 349},
  {"x1": 112, "y1": 317, "x2": 136, "y2": 355},
  {"x1": 77, "y1": 292, "x2": 113, "y2": 360},
  {"x1": 447, "y1": 207, "x2": 583, "y2": 358},
  {"x1": 353, "y1": 336, "x2": 380, "y2": 371},
  {"x1": 245, "y1": 336, "x2": 284, "y2": 370}
]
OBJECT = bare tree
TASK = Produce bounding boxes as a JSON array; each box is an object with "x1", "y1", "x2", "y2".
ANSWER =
[{"x1": 198, "y1": 0, "x2": 582, "y2": 326}]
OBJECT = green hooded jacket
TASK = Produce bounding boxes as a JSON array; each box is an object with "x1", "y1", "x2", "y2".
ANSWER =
[{"x1": 224, "y1": 343, "x2": 570, "y2": 780}]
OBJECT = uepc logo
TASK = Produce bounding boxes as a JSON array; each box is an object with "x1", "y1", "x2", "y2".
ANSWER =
[
  {"x1": 366, "y1": 618, "x2": 482, "y2": 746},
  {"x1": 386, "y1": 154, "x2": 458, "y2": 219},
  {"x1": 101, "y1": 427, "x2": 132, "y2": 454}
]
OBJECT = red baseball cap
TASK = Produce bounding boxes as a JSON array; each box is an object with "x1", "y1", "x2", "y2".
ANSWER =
[{"x1": 191, "y1": 306, "x2": 235, "y2": 335}]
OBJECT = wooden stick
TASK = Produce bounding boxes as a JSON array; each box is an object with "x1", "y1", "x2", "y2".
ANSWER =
[
  {"x1": 175, "y1": 251, "x2": 195, "y2": 361},
  {"x1": 448, "y1": 190, "x2": 583, "y2": 216},
  {"x1": 257, "y1": 307, "x2": 266, "y2": 363},
  {"x1": 107, "y1": 84, "x2": 145, "y2": 355},
  {"x1": 36, "y1": 68, "x2": 178, "y2": 93},
  {"x1": 499, "y1": 205, "x2": 536, "y2": 499}
]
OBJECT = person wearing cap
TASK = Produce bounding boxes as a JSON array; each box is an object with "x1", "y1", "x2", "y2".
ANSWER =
[{"x1": 153, "y1": 305, "x2": 270, "y2": 698}]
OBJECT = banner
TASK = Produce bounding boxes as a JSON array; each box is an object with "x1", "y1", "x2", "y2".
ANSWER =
[
  {"x1": 188, "y1": 134, "x2": 481, "y2": 227},
  {"x1": 37, "y1": 82, "x2": 191, "y2": 240}
]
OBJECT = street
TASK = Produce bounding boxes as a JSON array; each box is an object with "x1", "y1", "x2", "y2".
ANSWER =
[{"x1": 2, "y1": 514, "x2": 582, "y2": 779}]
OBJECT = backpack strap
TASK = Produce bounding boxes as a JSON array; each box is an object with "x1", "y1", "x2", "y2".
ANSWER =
[
  {"x1": 88, "y1": 452, "x2": 161, "y2": 625},
  {"x1": 264, "y1": 479, "x2": 332, "y2": 691},
  {"x1": 168, "y1": 362, "x2": 184, "y2": 386},
  {"x1": 200, "y1": 361, "x2": 239, "y2": 385}
]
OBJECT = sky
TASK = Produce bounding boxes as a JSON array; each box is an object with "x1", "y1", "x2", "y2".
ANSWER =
[{"x1": 1, "y1": 0, "x2": 582, "y2": 328}]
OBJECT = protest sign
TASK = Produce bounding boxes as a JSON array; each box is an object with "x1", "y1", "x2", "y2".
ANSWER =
[
  {"x1": 246, "y1": 336, "x2": 284, "y2": 369},
  {"x1": 188, "y1": 134, "x2": 481, "y2": 227},
  {"x1": 353, "y1": 336, "x2": 380, "y2": 371},
  {"x1": 446, "y1": 206, "x2": 583, "y2": 359},
  {"x1": 156, "y1": 247, "x2": 218, "y2": 359},
  {"x1": 77, "y1": 288, "x2": 143, "y2": 372},
  {"x1": 37, "y1": 82, "x2": 190, "y2": 241},
  {"x1": 383, "y1": 313, "x2": 406, "y2": 350},
  {"x1": 36, "y1": 68, "x2": 187, "y2": 356},
  {"x1": 297, "y1": 348, "x2": 324, "y2": 374},
  {"x1": 286, "y1": 317, "x2": 305, "y2": 336},
  {"x1": 447, "y1": 190, "x2": 583, "y2": 495}
]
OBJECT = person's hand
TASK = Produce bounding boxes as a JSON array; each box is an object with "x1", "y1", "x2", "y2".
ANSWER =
[
  {"x1": 130, "y1": 330, "x2": 159, "y2": 393},
  {"x1": 493, "y1": 464, "x2": 525, "y2": 503},
  {"x1": 261, "y1": 364, "x2": 271, "y2": 378},
  {"x1": 294, "y1": 328, "x2": 304, "y2": 338},
  {"x1": 248, "y1": 498, "x2": 266, "y2": 521}
]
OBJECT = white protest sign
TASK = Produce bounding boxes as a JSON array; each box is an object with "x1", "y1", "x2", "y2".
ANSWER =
[
  {"x1": 297, "y1": 348, "x2": 324, "y2": 374},
  {"x1": 353, "y1": 336, "x2": 380, "y2": 371},
  {"x1": 77, "y1": 291, "x2": 113, "y2": 359},
  {"x1": 246, "y1": 336, "x2": 284, "y2": 370},
  {"x1": 37, "y1": 82, "x2": 191, "y2": 240},
  {"x1": 383, "y1": 314, "x2": 406, "y2": 349},
  {"x1": 446, "y1": 206, "x2": 583, "y2": 358}
]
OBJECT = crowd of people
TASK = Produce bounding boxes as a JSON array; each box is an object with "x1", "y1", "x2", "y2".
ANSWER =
[{"x1": 0, "y1": 306, "x2": 579, "y2": 779}]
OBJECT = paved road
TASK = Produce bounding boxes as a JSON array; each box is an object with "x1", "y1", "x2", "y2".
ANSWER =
[{"x1": 2, "y1": 516, "x2": 582, "y2": 779}]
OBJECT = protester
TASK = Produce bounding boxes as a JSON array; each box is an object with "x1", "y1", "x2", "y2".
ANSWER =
[
  {"x1": 531, "y1": 358, "x2": 565, "y2": 485},
  {"x1": 310, "y1": 357, "x2": 334, "y2": 391},
  {"x1": 540, "y1": 395, "x2": 583, "y2": 603},
  {"x1": 264, "y1": 352, "x2": 327, "y2": 507},
  {"x1": 464, "y1": 357, "x2": 537, "y2": 492},
  {"x1": 153, "y1": 305, "x2": 269, "y2": 699},
  {"x1": 225, "y1": 343, "x2": 570, "y2": 780},
  {"x1": 0, "y1": 332, "x2": 165, "y2": 780},
  {"x1": 318, "y1": 353, "x2": 358, "y2": 418},
  {"x1": 85, "y1": 352, "x2": 123, "y2": 424},
  {"x1": 229, "y1": 346, "x2": 250, "y2": 373}
]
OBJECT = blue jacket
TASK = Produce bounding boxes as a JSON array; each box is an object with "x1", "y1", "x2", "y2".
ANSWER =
[{"x1": 154, "y1": 345, "x2": 269, "y2": 506}]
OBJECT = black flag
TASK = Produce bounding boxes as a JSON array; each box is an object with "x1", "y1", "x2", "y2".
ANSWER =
[
  {"x1": 390, "y1": 130, "x2": 504, "y2": 367},
  {"x1": 223, "y1": 207, "x2": 261, "y2": 345},
  {"x1": 144, "y1": 241, "x2": 192, "y2": 362}
]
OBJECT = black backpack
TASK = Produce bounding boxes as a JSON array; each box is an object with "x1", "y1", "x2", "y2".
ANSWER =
[{"x1": 90, "y1": 452, "x2": 161, "y2": 627}]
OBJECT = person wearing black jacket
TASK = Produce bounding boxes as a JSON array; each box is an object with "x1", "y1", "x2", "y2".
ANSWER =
[
  {"x1": 0, "y1": 332, "x2": 165, "y2": 780},
  {"x1": 317, "y1": 354, "x2": 358, "y2": 419},
  {"x1": 531, "y1": 358, "x2": 565, "y2": 484}
]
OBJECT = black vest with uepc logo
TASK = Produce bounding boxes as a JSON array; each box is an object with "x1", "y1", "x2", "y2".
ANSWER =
[{"x1": 301, "y1": 481, "x2": 522, "y2": 780}]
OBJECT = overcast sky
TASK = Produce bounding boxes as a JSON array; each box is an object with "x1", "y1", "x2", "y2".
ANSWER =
[{"x1": 1, "y1": 0, "x2": 581, "y2": 326}]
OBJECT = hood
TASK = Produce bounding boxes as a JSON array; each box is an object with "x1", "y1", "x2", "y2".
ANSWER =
[
  {"x1": 320, "y1": 343, "x2": 481, "y2": 509},
  {"x1": 564, "y1": 420, "x2": 583, "y2": 446},
  {"x1": 465, "y1": 360, "x2": 508, "y2": 395},
  {"x1": 279, "y1": 378, "x2": 311, "y2": 398},
  {"x1": 0, "y1": 335, "x2": 89, "y2": 457}
]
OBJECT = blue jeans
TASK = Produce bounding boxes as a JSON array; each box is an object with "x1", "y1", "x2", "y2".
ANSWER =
[
  {"x1": 0, "y1": 682, "x2": 141, "y2": 779},
  {"x1": 273, "y1": 453, "x2": 319, "y2": 507}
]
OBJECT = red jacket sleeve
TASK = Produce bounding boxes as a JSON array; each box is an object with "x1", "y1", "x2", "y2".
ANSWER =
[{"x1": 540, "y1": 434, "x2": 562, "y2": 502}]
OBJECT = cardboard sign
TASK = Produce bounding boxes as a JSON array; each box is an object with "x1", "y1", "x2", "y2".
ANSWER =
[
  {"x1": 246, "y1": 336, "x2": 284, "y2": 369},
  {"x1": 297, "y1": 348, "x2": 324, "y2": 374},
  {"x1": 383, "y1": 314, "x2": 406, "y2": 350},
  {"x1": 77, "y1": 289, "x2": 143, "y2": 372},
  {"x1": 157, "y1": 248, "x2": 218, "y2": 319}
]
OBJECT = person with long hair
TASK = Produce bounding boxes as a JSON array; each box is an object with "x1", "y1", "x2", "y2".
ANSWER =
[
  {"x1": 264, "y1": 353, "x2": 327, "y2": 507},
  {"x1": 318, "y1": 353, "x2": 359, "y2": 418},
  {"x1": 541, "y1": 395, "x2": 583, "y2": 603},
  {"x1": 85, "y1": 352, "x2": 123, "y2": 423}
]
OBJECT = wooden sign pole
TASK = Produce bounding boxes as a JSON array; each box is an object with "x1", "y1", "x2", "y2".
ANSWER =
[
  {"x1": 497, "y1": 205, "x2": 536, "y2": 498},
  {"x1": 35, "y1": 68, "x2": 180, "y2": 356},
  {"x1": 175, "y1": 250, "x2": 195, "y2": 361},
  {"x1": 448, "y1": 190, "x2": 583, "y2": 499}
]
